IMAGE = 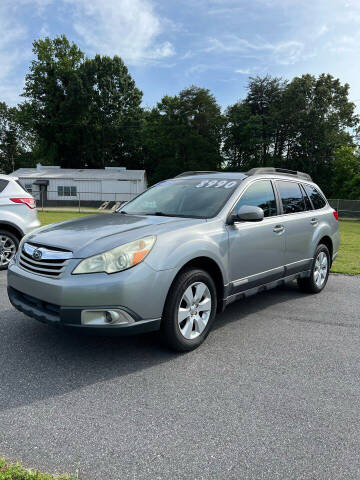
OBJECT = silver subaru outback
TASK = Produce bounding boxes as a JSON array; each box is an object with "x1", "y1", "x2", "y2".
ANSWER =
[{"x1": 7, "y1": 168, "x2": 340, "y2": 351}]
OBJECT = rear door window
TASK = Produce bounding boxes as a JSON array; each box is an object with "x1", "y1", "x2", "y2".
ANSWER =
[
  {"x1": 276, "y1": 181, "x2": 306, "y2": 214},
  {"x1": 303, "y1": 184, "x2": 326, "y2": 209}
]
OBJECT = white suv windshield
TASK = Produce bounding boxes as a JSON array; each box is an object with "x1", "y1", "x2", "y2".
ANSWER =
[{"x1": 121, "y1": 178, "x2": 242, "y2": 218}]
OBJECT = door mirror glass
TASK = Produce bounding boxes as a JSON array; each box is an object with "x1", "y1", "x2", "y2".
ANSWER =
[{"x1": 236, "y1": 205, "x2": 264, "y2": 222}]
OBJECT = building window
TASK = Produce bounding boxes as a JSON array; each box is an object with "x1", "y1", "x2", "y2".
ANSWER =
[{"x1": 58, "y1": 186, "x2": 77, "y2": 197}]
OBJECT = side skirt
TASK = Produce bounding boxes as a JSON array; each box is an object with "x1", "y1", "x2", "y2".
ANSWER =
[{"x1": 223, "y1": 270, "x2": 311, "y2": 309}]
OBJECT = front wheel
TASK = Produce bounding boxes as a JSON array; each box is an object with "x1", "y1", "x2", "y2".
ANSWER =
[
  {"x1": 297, "y1": 244, "x2": 330, "y2": 293},
  {"x1": 161, "y1": 268, "x2": 217, "y2": 352},
  {"x1": 0, "y1": 230, "x2": 19, "y2": 270}
]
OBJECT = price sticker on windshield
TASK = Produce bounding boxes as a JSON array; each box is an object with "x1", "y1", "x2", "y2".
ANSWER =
[{"x1": 196, "y1": 179, "x2": 238, "y2": 189}]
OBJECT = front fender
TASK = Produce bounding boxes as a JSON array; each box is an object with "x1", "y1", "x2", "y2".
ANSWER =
[{"x1": 144, "y1": 220, "x2": 229, "y2": 285}]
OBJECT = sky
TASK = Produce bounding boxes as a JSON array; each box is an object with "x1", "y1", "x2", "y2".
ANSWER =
[{"x1": 1, "y1": 0, "x2": 360, "y2": 110}]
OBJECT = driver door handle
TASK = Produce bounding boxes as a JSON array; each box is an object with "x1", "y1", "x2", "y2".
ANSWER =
[{"x1": 273, "y1": 225, "x2": 285, "y2": 234}]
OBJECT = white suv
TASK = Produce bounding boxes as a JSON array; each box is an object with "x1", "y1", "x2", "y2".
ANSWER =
[{"x1": 0, "y1": 174, "x2": 40, "y2": 269}]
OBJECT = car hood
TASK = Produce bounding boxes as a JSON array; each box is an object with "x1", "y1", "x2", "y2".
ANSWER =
[{"x1": 25, "y1": 213, "x2": 202, "y2": 258}]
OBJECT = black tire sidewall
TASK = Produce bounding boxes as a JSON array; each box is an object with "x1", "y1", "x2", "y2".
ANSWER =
[
  {"x1": 0, "y1": 230, "x2": 19, "y2": 271},
  {"x1": 309, "y1": 244, "x2": 330, "y2": 293},
  {"x1": 162, "y1": 268, "x2": 218, "y2": 351}
]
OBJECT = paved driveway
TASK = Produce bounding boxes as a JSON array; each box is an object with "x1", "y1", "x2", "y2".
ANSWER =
[{"x1": 1, "y1": 272, "x2": 360, "y2": 479}]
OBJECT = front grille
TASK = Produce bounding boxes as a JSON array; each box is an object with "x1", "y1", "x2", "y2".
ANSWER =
[{"x1": 19, "y1": 243, "x2": 72, "y2": 277}]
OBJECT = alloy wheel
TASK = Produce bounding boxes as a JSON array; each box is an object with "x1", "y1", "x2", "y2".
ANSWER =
[
  {"x1": 178, "y1": 281, "x2": 212, "y2": 340},
  {"x1": 0, "y1": 235, "x2": 17, "y2": 267},
  {"x1": 314, "y1": 251, "x2": 328, "y2": 288}
]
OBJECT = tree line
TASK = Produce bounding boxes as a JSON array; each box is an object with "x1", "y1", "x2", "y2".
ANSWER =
[{"x1": 0, "y1": 35, "x2": 359, "y2": 198}]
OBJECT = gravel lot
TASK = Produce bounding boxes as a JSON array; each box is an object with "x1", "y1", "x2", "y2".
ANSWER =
[{"x1": 1, "y1": 271, "x2": 360, "y2": 480}]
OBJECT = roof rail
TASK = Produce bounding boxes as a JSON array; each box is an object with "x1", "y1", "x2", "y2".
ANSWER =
[
  {"x1": 246, "y1": 167, "x2": 312, "y2": 181},
  {"x1": 175, "y1": 171, "x2": 220, "y2": 178}
]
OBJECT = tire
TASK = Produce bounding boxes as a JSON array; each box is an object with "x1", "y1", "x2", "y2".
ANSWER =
[
  {"x1": 161, "y1": 268, "x2": 218, "y2": 352},
  {"x1": 0, "y1": 230, "x2": 19, "y2": 271},
  {"x1": 297, "y1": 244, "x2": 330, "y2": 294}
]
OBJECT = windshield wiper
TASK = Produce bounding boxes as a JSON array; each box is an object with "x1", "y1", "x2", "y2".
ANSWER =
[
  {"x1": 144, "y1": 212, "x2": 197, "y2": 218},
  {"x1": 119, "y1": 211, "x2": 189, "y2": 217},
  {"x1": 145, "y1": 211, "x2": 169, "y2": 216}
]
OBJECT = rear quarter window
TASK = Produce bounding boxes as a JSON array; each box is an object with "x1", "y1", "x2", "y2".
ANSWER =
[
  {"x1": 0, "y1": 179, "x2": 9, "y2": 193},
  {"x1": 303, "y1": 184, "x2": 326, "y2": 209},
  {"x1": 15, "y1": 180, "x2": 28, "y2": 194}
]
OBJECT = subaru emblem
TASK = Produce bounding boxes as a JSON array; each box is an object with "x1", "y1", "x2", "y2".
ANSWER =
[{"x1": 32, "y1": 249, "x2": 42, "y2": 260}]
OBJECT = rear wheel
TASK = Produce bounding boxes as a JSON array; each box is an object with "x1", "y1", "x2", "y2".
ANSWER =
[
  {"x1": 297, "y1": 244, "x2": 330, "y2": 293},
  {"x1": 161, "y1": 268, "x2": 217, "y2": 352},
  {"x1": 0, "y1": 230, "x2": 19, "y2": 270}
]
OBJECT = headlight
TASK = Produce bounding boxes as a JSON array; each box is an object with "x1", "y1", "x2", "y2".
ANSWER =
[{"x1": 72, "y1": 236, "x2": 156, "y2": 275}]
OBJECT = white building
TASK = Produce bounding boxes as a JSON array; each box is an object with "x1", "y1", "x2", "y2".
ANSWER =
[{"x1": 10, "y1": 164, "x2": 147, "y2": 205}]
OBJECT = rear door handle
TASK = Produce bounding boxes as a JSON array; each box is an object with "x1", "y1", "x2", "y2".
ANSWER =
[
  {"x1": 273, "y1": 225, "x2": 285, "y2": 234},
  {"x1": 310, "y1": 218, "x2": 318, "y2": 226}
]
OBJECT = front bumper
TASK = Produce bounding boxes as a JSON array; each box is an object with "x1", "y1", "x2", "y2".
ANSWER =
[
  {"x1": 8, "y1": 286, "x2": 161, "y2": 335},
  {"x1": 8, "y1": 260, "x2": 177, "y2": 334}
]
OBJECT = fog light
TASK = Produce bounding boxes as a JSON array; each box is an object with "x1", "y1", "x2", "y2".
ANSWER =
[{"x1": 81, "y1": 309, "x2": 135, "y2": 326}]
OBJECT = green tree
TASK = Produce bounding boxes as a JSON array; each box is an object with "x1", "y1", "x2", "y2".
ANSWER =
[
  {"x1": 280, "y1": 74, "x2": 357, "y2": 191},
  {"x1": 332, "y1": 146, "x2": 360, "y2": 199},
  {"x1": 142, "y1": 86, "x2": 224, "y2": 183},
  {"x1": 223, "y1": 74, "x2": 358, "y2": 194},
  {"x1": 223, "y1": 76, "x2": 286, "y2": 170},
  {"x1": 77, "y1": 54, "x2": 143, "y2": 169},
  {"x1": 21, "y1": 35, "x2": 143, "y2": 169},
  {"x1": 0, "y1": 103, "x2": 34, "y2": 173},
  {"x1": 21, "y1": 35, "x2": 85, "y2": 167}
]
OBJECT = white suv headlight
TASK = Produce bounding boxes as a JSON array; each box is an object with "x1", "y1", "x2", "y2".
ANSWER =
[{"x1": 72, "y1": 236, "x2": 156, "y2": 275}]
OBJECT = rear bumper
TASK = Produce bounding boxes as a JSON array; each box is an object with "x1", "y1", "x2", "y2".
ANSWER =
[
  {"x1": 332, "y1": 230, "x2": 341, "y2": 264},
  {"x1": 8, "y1": 286, "x2": 161, "y2": 335}
]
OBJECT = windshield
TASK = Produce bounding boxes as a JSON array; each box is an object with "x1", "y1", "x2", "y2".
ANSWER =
[{"x1": 120, "y1": 178, "x2": 242, "y2": 218}]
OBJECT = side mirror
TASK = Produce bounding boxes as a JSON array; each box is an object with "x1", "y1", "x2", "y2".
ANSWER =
[{"x1": 230, "y1": 205, "x2": 264, "y2": 223}]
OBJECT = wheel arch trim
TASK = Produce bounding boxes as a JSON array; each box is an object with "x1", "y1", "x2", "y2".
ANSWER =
[
  {"x1": 165, "y1": 255, "x2": 226, "y2": 313},
  {"x1": 0, "y1": 221, "x2": 24, "y2": 239}
]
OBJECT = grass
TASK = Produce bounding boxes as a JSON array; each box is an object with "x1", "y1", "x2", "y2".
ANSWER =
[
  {"x1": 0, "y1": 458, "x2": 79, "y2": 480},
  {"x1": 37, "y1": 210, "x2": 360, "y2": 275},
  {"x1": 332, "y1": 218, "x2": 360, "y2": 275},
  {"x1": 38, "y1": 211, "x2": 102, "y2": 226}
]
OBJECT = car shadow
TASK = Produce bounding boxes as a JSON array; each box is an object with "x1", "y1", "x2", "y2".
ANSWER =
[{"x1": 0, "y1": 281, "x2": 308, "y2": 412}]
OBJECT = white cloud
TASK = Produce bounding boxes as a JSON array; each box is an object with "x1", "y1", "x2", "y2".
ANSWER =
[
  {"x1": 207, "y1": 36, "x2": 306, "y2": 65},
  {"x1": 66, "y1": 0, "x2": 175, "y2": 65},
  {"x1": 0, "y1": 0, "x2": 175, "y2": 104},
  {"x1": 316, "y1": 25, "x2": 328, "y2": 37},
  {"x1": 235, "y1": 68, "x2": 252, "y2": 74},
  {"x1": 0, "y1": 2, "x2": 30, "y2": 104}
]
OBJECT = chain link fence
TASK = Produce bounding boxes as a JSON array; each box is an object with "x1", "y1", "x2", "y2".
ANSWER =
[
  {"x1": 31, "y1": 190, "x2": 360, "y2": 218},
  {"x1": 328, "y1": 199, "x2": 360, "y2": 219},
  {"x1": 32, "y1": 190, "x2": 129, "y2": 213}
]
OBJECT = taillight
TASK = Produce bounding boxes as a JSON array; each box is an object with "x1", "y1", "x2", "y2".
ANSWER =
[
  {"x1": 10, "y1": 197, "x2": 36, "y2": 209},
  {"x1": 333, "y1": 210, "x2": 339, "y2": 221}
]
